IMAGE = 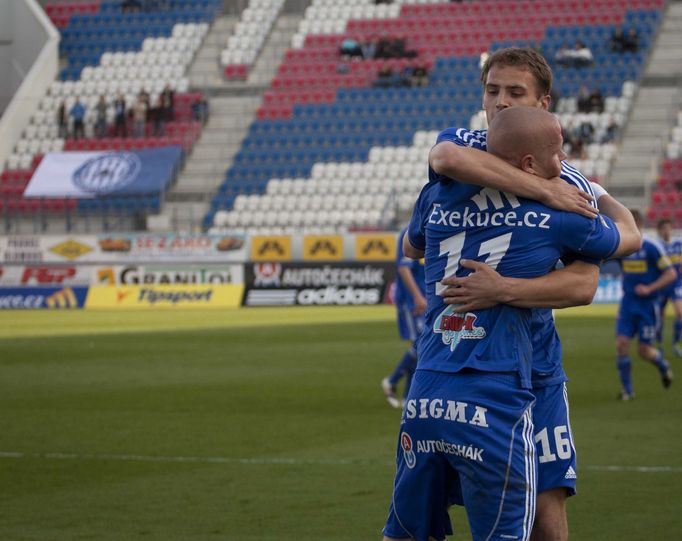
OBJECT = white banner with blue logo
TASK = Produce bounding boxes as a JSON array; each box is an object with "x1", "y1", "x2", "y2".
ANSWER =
[{"x1": 23, "y1": 147, "x2": 183, "y2": 198}]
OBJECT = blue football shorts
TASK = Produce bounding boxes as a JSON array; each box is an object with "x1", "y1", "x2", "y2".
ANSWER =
[
  {"x1": 616, "y1": 297, "x2": 661, "y2": 345},
  {"x1": 532, "y1": 382, "x2": 577, "y2": 496},
  {"x1": 397, "y1": 301, "x2": 425, "y2": 342},
  {"x1": 383, "y1": 369, "x2": 537, "y2": 541}
]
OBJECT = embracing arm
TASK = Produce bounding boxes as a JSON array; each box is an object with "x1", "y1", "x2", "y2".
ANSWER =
[
  {"x1": 429, "y1": 142, "x2": 597, "y2": 217},
  {"x1": 591, "y1": 184, "x2": 641, "y2": 257},
  {"x1": 441, "y1": 259, "x2": 599, "y2": 312}
]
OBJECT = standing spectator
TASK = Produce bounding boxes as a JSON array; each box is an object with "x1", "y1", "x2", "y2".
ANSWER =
[
  {"x1": 150, "y1": 95, "x2": 165, "y2": 136},
  {"x1": 57, "y1": 100, "x2": 68, "y2": 139},
  {"x1": 94, "y1": 95, "x2": 108, "y2": 138},
  {"x1": 132, "y1": 95, "x2": 148, "y2": 138},
  {"x1": 113, "y1": 94, "x2": 127, "y2": 137},
  {"x1": 70, "y1": 97, "x2": 86, "y2": 139},
  {"x1": 191, "y1": 94, "x2": 209, "y2": 124},
  {"x1": 161, "y1": 84, "x2": 175, "y2": 123}
]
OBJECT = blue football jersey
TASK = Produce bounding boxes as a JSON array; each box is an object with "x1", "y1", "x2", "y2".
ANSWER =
[
  {"x1": 395, "y1": 227, "x2": 426, "y2": 308},
  {"x1": 660, "y1": 236, "x2": 682, "y2": 297},
  {"x1": 620, "y1": 235, "x2": 674, "y2": 300},
  {"x1": 430, "y1": 127, "x2": 599, "y2": 386},
  {"x1": 408, "y1": 179, "x2": 620, "y2": 389}
]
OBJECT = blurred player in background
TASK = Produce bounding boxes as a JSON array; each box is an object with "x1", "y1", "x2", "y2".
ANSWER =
[
  {"x1": 615, "y1": 210, "x2": 677, "y2": 400},
  {"x1": 382, "y1": 227, "x2": 427, "y2": 408},
  {"x1": 428, "y1": 47, "x2": 639, "y2": 541},
  {"x1": 382, "y1": 106, "x2": 633, "y2": 541},
  {"x1": 656, "y1": 218, "x2": 682, "y2": 357}
]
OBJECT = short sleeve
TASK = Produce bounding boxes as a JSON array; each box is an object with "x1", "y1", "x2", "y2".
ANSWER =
[
  {"x1": 407, "y1": 185, "x2": 432, "y2": 251},
  {"x1": 560, "y1": 213, "x2": 620, "y2": 260}
]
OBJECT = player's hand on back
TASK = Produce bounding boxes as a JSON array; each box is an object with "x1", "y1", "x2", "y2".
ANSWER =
[
  {"x1": 440, "y1": 260, "x2": 507, "y2": 312},
  {"x1": 542, "y1": 177, "x2": 598, "y2": 218}
]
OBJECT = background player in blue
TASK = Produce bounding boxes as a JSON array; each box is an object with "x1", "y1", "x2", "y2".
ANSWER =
[
  {"x1": 382, "y1": 227, "x2": 427, "y2": 408},
  {"x1": 656, "y1": 218, "x2": 682, "y2": 357},
  {"x1": 382, "y1": 106, "x2": 627, "y2": 541},
  {"x1": 615, "y1": 210, "x2": 677, "y2": 400},
  {"x1": 419, "y1": 47, "x2": 640, "y2": 541}
]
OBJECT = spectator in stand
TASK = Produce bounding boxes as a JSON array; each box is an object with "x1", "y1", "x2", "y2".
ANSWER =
[
  {"x1": 113, "y1": 93, "x2": 127, "y2": 137},
  {"x1": 339, "y1": 37, "x2": 363, "y2": 59},
  {"x1": 576, "y1": 120, "x2": 595, "y2": 146},
  {"x1": 393, "y1": 36, "x2": 418, "y2": 59},
  {"x1": 70, "y1": 97, "x2": 86, "y2": 139},
  {"x1": 562, "y1": 120, "x2": 587, "y2": 159},
  {"x1": 610, "y1": 26, "x2": 639, "y2": 53},
  {"x1": 161, "y1": 84, "x2": 175, "y2": 122},
  {"x1": 577, "y1": 84, "x2": 591, "y2": 113},
  {"x1": 57, "y1": 100, "x2": 68, "y2": 139},
  {"x1": 361, "y1": 36, "x2": 377, "y2": 60},
  {"x1": 623, "y1": 28, "x2": 640, "y2": 53},
  {"x1": 94, "y1": 95, "x2": 108, "y2": 138},
  {"x1": 375, "y1": 36, "x2": 397, "y2": 59},
  {"x1": 555, "y1": 40, "x2": 593, "y2": 67},
  {"x1": 150, "y1": 95, "x2": 165, "y2": 136},
  {"x1": 601, "y1": 119, "x2": 619, "y2": 143},
  {"x1": 373, "y1": 64, "x2": 398, "y2": 88},
  {"x1": 122, "y1": 0, "x2": 142, "y2": 12},
  {"x1": 191, "y1": 94, "x2": 209, "y2": 124},
  {"x1": 588, "y1": 87, "x2": 605, "y2": 113},
  {"x1": 375, "y1": 36, "x2": 417, "y2": 59},
  {"x1": 132, "y1": 95, "x2": 148, "y2": 138},
  {"x1": 408, "y1": 62, "x2": 429, "y2": 87}
]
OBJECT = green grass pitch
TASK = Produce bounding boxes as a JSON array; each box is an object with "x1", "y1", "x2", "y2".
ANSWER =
[{"x1": 1, "y1": 305, "x2": 681, "y2": 540}]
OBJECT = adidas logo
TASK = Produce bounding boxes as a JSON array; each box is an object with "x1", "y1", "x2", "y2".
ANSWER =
[{"x1": 564, "y1": 466, "x2": 577, "y2": 480}]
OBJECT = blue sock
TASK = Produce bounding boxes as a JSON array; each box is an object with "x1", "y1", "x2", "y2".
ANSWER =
[
  {"x1": 617, "y1": 356, "x2": 633, "y2": 395},
  {"x1": 652, "y1": 350, "x2": 670, "y2": 374},
  {"x1": 388, "y1": 347, "x2": 418, "y2": 387},
  {"x1": 674, "y1": 319, "x2": 682, "y2": 345}
]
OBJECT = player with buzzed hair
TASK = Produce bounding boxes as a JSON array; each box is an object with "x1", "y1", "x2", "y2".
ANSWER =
[
  {"x1": 420, "y1": 47, "x2": 639, "y2": 541},
  {"x1": 382, "y1": 106, "x2": 639, "y2": 541}
]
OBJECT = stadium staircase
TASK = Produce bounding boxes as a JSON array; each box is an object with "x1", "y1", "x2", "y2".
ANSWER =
[
  {"x1": 608, "y1": 0, "x2": 682, "y2": 213},
  {"x1": 187, "y1": 15, "x2": 238, "y2": 89}
]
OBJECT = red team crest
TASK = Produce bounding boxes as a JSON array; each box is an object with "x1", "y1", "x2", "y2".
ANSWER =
[
  {"x1": 434, "y1": 305, "x2": 486, "y2": 351},
  {"x1": 401, "y1": 432, "x2": 416, "y2": 469}
]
